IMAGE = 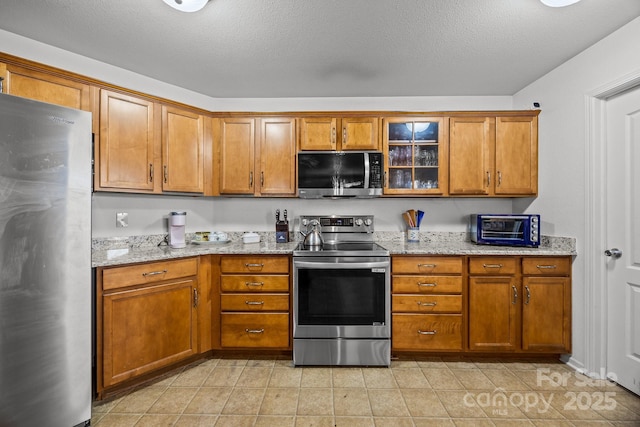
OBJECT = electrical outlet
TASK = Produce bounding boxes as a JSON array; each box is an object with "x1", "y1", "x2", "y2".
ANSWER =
[{"x1": 116, "y1": 212, "x2": 128, "y2": 228}]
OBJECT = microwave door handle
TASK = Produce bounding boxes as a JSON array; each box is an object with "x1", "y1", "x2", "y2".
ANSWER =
[{"x1": 363, "y1": 153, "x2": 370, "y2": 189}]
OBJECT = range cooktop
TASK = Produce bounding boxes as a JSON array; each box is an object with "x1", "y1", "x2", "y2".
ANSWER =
[{"x1": 293, "y1": 241, "x2": 390, "y2": 257}]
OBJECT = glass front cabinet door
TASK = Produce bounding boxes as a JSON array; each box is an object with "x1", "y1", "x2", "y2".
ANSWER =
[{"x1": 383, "y1": 117, "x2": 448, "y2": 195}]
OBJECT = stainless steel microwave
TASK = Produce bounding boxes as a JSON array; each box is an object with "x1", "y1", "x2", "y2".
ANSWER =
[
  {"x1": 470, "y1": 214, "x2": 541, "y2": 247},
  {"x1": 297, "y1": 151, "x2": 383, "y2": 198}
]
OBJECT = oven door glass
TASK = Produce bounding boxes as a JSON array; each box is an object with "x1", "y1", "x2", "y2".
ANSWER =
[{"x1": 480, "y1": 218, "x2": 525, "y2": 240}]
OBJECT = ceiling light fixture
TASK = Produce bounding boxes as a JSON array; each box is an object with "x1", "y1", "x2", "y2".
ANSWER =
[
  {"x1": 540, "y1": 0, "x2": 581, "y2": 7},
  {"x1": 162, "y1": 0, "x2": 210, "y2": 12}
]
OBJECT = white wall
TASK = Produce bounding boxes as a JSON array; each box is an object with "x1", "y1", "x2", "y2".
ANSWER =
[{"x1": 513, "y1": 17, "x2": 640, "y2": 372}]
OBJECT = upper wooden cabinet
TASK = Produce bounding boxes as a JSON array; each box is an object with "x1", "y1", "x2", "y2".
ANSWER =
[
  {"x1": 98, "y1": 90, "x2": 157, "y2": 192},
  {"x1": 217, "y1": 117, "x2": 296, "y2": 196},
  {"x1": 96, "y1": 90, "x2": 207, "y2": 194},
  {"x1": 0, "y1": 63, "x2": 91, "y2": 111},
  {"x1": 299, "y1": 116, "x2": 379, "y2": 151},
  {"x1": 383, "y1": 117, "x2": 449, "y2": 196},
  {"x1": 449, "y1": 113, "x2": 538, "y2": 197},
  {"x1": 162, "y1": 106, "x2": 205, "y2": 193}
]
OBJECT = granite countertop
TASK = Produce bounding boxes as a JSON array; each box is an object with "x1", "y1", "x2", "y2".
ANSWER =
[{"x1": 92, "y1": 232, "x2": 576, "y2": 268}]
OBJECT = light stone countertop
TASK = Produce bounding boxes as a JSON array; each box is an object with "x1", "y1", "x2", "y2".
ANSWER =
[{"x1": 92, "y1": 232, "x2": 576, "y2": 268}]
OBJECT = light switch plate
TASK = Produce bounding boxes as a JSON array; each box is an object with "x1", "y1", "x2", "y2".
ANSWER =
[{"x1": 116, "y1": 212, "x2": 128, "y2": 228}]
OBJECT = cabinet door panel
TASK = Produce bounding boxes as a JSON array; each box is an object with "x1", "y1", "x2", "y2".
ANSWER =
[
  {"x1": 341, "y1": 117, "x2": 379, "y2": 150},
  {"x1": 3, "y1": 64, "x2": 90, "y2": 111},
  {"x1": 468, "y1": 277, "x2": 519, "y2": 351},
  {"x1": 259, "y1": 118, "x2": 296, "y2": 195},
  {"x1": 449, "y1": 117, "x2": 493, "y2": 195},
  {"x1": 162, "y1": 106, "x2": 204, "y2": 193},
  {"x1": 495, "y1": 116, "x2": 538, "y2": 195},
  {"x1": 219, "y1": 118, "x2": 255, "y2": 194},
  {"x1": 102, "y1": 279, "x2": 197, "y2": 387},
  {"x1": 522, "y1": 277, "x2": 571, "y2": 352},
  {"x1": 99, "y1": 90, "x2": 156, "y2": 191},
  {"x1": 300, "y1": 117, "x2": 336, "y2": 150}
]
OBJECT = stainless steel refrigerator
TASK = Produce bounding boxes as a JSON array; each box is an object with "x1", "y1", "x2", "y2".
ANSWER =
[{"x1": 0, "y1": 94, "x2": 92, "y2": 426}]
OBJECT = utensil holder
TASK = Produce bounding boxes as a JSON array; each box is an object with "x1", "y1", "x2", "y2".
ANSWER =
[{"x1": 407, "y1": 227, "x2": 420, "y2": 243}]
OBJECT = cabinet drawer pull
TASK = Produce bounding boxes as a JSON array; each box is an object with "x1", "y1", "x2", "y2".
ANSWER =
[
  {"x1": 245, "y1": 281, "x2": 264, "y2": 288},
  {"x1": 512, "y1": 285, "x2": 518, "y2": 304},
  {"x1": 483, "y1": 264, "x2": 503, "y2": 269},
  {"x1": 417, "y1": 301, "x2": 437, "y2": 307},
  {"x1": 536, "y1": 265, "x2": 557, "y2": 269},
  {"x1": 163, "y1": 165, "x2": 168, "y2": 183},
  {"x1": 418, "y1": 282, "x2": 436, "y2": 287},
  {"x1": 486, "y1": 171, "x2": 490, "y2": 187},
  {"x1": 245, "y1": 300, "x2": 265, "y2": 305},
  {"x1": 525, "y1": 286, "x2": 531, "y2": 305},
  {"x1": 245, "y1": 328, "x2": 264, "y2": 334},
  {"x1": 142, "y1": 269, "x2": 167, "y2": 277},
  {"x1": 193, "y1": 288, "x2": 199, "y2": 307},
  {"x1": 149, "y1": 163, "x2": 154, "y2": 182},
  {"x1": 497, "y1": 170, "x2": 502, "y2": 186},
  {"x1": 245, "y1": 263, "x2": 264, "y2": 269},
  {"x1": 417, "y1": 329, "x2": 437, "y2": 335},
  {"x1": 249, "y1": 171, "x2": 253, "y2": 187},
  {"x1": 417, "y1": 263, "x2": 436, "y2": 268}
]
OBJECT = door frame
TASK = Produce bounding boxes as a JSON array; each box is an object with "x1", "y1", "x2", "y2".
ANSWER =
[{"x1": 584, "y1": 70, "x2": 640, "y2": 378}]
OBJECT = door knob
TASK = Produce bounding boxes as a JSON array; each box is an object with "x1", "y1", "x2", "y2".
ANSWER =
[{"x1": 604, "y1": 248, "x2": 622, "y2": 258}]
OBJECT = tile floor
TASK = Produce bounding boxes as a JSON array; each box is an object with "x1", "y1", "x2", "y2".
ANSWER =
[{"x1": 92, "y1": 355, "x2": 640, "y2": 426}]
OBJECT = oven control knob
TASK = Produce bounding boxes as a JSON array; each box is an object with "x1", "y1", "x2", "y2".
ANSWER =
[
  {"x1": 364, "y1": 218, "x2": 373, "y2": 226},
  {"x1": 355, "y1": 218, "x2": 363, "y2": 226}
]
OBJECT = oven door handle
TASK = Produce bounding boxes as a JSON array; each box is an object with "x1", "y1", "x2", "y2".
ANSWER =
[{"x1": 294, "y1": 261, "x2": 389, "y2": 270}]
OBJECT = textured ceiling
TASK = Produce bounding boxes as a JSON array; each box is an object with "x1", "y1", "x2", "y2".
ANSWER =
[{"x1": 1, "y1": 0, "x2": 639, "y2": 98}]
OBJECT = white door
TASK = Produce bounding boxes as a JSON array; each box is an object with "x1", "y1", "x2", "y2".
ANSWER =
[{"x1": 606, "y1": 85, "x2": 640, "y2": 395}]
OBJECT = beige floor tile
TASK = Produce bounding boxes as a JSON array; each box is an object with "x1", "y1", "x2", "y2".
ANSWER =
[
  {"x1": 442, "y1": 357, "x2": 478, "y2": 370},
  {"x1": 511, "y1": 369, "x2": 567, "y2": 391},
  {"x1": 301, "y1": 367, "x2": 333, "y2": 388},
  {"x1": 401, "y1": 388, "x2": 449, "y2": 417},
  {"x1": 393, "y1": 367, "x2": 431, "y2": 389},
  {"x1": 246, "y1": 357, "x2": 276, "y2": 367},
  {"x1": 362, "y1": 368, "x2": 398, "y2": 389},
  {"x1": 334, "y1": 416, "x2": 375, "y2": 426},
  {"x1": 259, "y1": 387, "x2": 300, "y2": 415},
  {"x1": 483, "y1": 369, "x2": 532, "y2": 391},
  {"x1": 93, "y1": 413, "x2": 141, "y2": 427},
  {"x1": 614, "y1": 390, "x2": 640, "y2": 414},
  {"x1": 254, "y1": 415, "x2": 295, "y2": 426},
  {"x1": 413, "y1": 418, "x2": 456, "y2": 426},
  {"x1": 133, "y1": 413, "x2": 178, "y2": 426},
  {"x1": 373, "y1": 416, "x2": 416, "y2": 426},
  {"x1": 516, "y1": 391, "x2": 565, "y2": 420},
  {"x1": 174, "y1": 414, "x2": 218, "y2": 426},
  {"x1": 422, "y1": 367, "x2": 465, "y2": 390},
  {"x1": 491, "y1": 420, "x2": 535, "y2": 426},
  {"x1": 472, "y1": 358, "x2": 508, "y2": 370},
  {"x1": 184, "y1": 387, "x2": 232, "y2": 414},
  {"x1": 435, "y1": 390, "x2": 489, "y2": 418},
  {"x1": 548, "y1": 391, "x2": 608, "y2": 421},
  {"x1": 530, "y1": 420, "x2": 574, "y2": 427},
  {"x1": 235, "y1": 366, "x2": 272, "y2": 388},
  {"x1": 93, "y1": 396, "x2": 124, "y2": 413},
  {"x1": 216, "y1": 357, "x2": 249, "y2": 367},
  {"x1": 333, "y1": 387, "x2": 372, "y2": 416},
  {"x1": 368, "y1": 388, "x2": 411, "y2": 417},
  {"x1": 172, "y1": 364, "x2": 215, "y2": 387},
  {"x1": 222, "y1": 388, "x2": 265, "y2": 415},
  {"x1": 269, "y1": 366, "x2": 303, "y2": 388},
  {"x1": 294, "y1": 415, "x2": 336, "y2": 426},
  {"x1": 110, "y1": 386, "x2": 165, "y2": 413},
  {"x1": 297, "y1": 388, "x2": 334, "y2": 416},
  {"x1": 451, "y1": 418, "x2": 495, "y2": 426},
  {"x1": 91, "y1": 413, "x2": 106, "y2": 425},
  {"x1": 332, "y1": 367, "x2": 365, "y2": 388},
  {"x1": 213, "y1": 414, "x2": 256, "y2": 426},
  {"x1": 391, "y1": 359, "x2": 420, "y2": 368},
  {"x1": 203, "y1": 366, "x2": 244, "y2": 387},
  {"x1": 147, "y1": 387, "x2": 199, "y2": 414},
  {"x1": 451, "y1": 369, "x2": 497, "y2": 390}
]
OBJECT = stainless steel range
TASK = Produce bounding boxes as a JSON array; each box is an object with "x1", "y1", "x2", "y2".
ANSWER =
[{"x1": 293, "y1": 215, "x2": 391, "y2": 366}]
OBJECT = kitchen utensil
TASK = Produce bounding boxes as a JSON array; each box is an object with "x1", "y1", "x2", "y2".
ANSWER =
[{"x1": 300, "y1": 219, "x2": 323, "y2": 247}]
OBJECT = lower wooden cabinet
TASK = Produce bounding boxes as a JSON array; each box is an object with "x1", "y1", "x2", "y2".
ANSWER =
[
  {"x1": 391, "y1": 256, "x2": 464, "y2": 352},
  {"x1": 96, "y1": 258, "x2": 200, "y2": 395},
  {"x1": 218, "y1": 255, "x2": 291, "y2": 349},
  {"x1": 467, "y1": 256, "x2": 571, "y2": 353}
]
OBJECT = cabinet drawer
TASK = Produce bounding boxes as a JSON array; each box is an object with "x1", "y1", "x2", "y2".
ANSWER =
[
  {"x1": 221, "y1": 256, "x2": 289, "y2": 274},
  {"x1": 102, "y1": 257, "x2": 198, "y2": 291},
  {"x1": 392, "y1": 276, "x2": 462, "y2": 294},
  {"x1": 392, "y1": 256, "x2": 462, "y2": 274},
  {"x1": 221, "y1": 294, "x2": 289, "y2": 311},
  {"x1": 522, "y1": 257, "x2": 571, "y2": 276},
  {"x1": 221, "y1": 313, "x2": 289, "y2": 348},
  {"x1": 469, "y1": 257, "x2": 517, "y2": 275},
  {"x1": 220, "y1": 275, "x2": 290, "y2": 292},
  {"x1": 392, "y1": 295, "x2": 462, "y2": 313},
  {"x1": 392, "y1": 314, "x2": 463, "y2": 351}
]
